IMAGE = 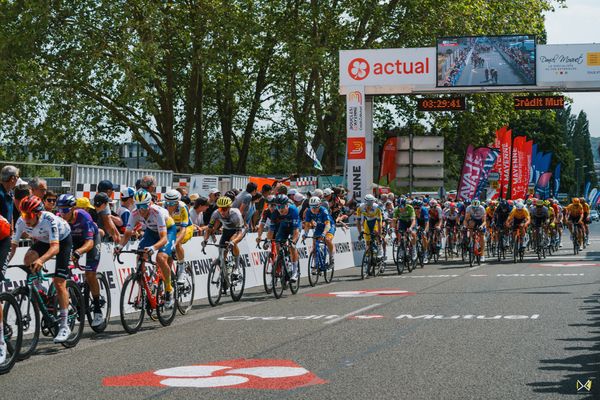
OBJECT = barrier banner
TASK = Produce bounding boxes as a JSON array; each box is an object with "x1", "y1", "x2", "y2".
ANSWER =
[
  {"x1": 457, "y1": 146, "x2": 492, "y2": 200},
  {"x1": 1, "y1": 227, "x2": 386, "y2": 318}
]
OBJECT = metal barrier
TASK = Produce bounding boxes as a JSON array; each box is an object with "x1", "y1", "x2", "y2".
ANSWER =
[{"x1": 0, "y1": 160, "x2": 74, "y2": 194}]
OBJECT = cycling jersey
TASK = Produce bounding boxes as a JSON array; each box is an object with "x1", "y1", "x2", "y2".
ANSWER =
[
  {"x1": 531, "y1": 206, "x2": 549, "y2": 220},
  {"x1": 209, "y1": 208, "x2": 244, "y2": 230},
  {"x1": 357, "y1": 204, "x2": 383, "y2": 223},
  {"x1": 429, "y1": 206, "x2": 443, "y2": 221},
  {"x1": 566, "y1": 203, "x2": 583, "y2": 217},
  {"x1": 393, "y1": 205, "x2": 416, "y2": 222},
  {"x1": 305, "y1": 206, "x2": 335, "y2": 235},
  {"x1": 168, "y1": 201, "x2": 191, "y2": 228},
  {"x1": 13, "y1": 211, "x2": 71, "y2": 244},
  {"x1": 509, "y1": 208, "x2": 530, "y2": 220},
  {"x1": 582, "y1": 203, "x2": 590, "y2": 214},
  {"x1": 466, "y1": 205, "x2": 486, "y2": 220},
  {"x1": 127, "y1": 205, "x2": 174, "y2": 233},
  {"x1": 485, "y1": 206, "x2": 495, "y2": 220},
  {"x1": 444, "y1": 209, "x2": 460, "y2": 222},
  {"x1": 270, "y1": 205, "x2": 302, "y2": 231},
  {"x1": 68, "y1": 209, "x2": 98, "y2": 242}
]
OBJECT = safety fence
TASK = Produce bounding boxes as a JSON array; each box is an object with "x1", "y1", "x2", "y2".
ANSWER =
[{"x1": 1, "y1": 227, "x2": 380, "y2": 318}]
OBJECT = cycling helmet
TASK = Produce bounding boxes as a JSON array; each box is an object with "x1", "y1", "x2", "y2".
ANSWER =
[
  {"x1": 449, "y1": 202, "x2": 456, "y2": 208},
  {"x1": 430, "y1": 200, "x2": 438, "y2": 207},
  {"x1": 216, "y1": 196, "x2": 233, "y2": 208},
  {"x1": 224, "y1": 190, "x2": 236, "y2": 201},
  {"x1": 275, "y1": 194, "x2": 289, "y2": 205},
  {"x1": 0, "y1": 215, "x2": 9, "y2": 241},
  {"x1": 413, "y1": 200, "x2": 422, "y2": 208},
  {"x1": 309, "y1": 196, "x2": 321, "y2": 207},
  {"x1": 464, "y1": 200, "x2": 471, "y2": 206},
  {"x1": 536, "y1": 199, "x2": 544, "y2": 207},
  {"x1": 313, "y1": 189, "x2": 323, "y2": 198},
  {"x1": 526, "y1": 198, "x2": 533, "y2": 205},
  {"x1": 323, "y1": 188, "x2": 333, "y2": 197},
  {"x1": 515, "y1": 201, "x2": 525, "y2": 210},
  {"x1": 573, "y1": 198, "x2": 580, "y2": 204},
  {"x1": 133, "y1": 189, "x2": 152, "y2": 205},
  {"x1": 20, "y1": 196, "x2": 44, "y2": 213},
  {"x1": 507, "y1": 200, "x2": 514, "y2": 206},
  {"x1": 580, "y1": 197, "x2": 587, "y2": 204},
  {"x1": 423, "y1": 197, "x2": 430, "y2": 204},
  {"x1": 164, "y1": 189, "x2": 182, "y2": 202},
  {"x1": 472, "y1": 199, "x2": 480, "y2": 207},
  {"x1": 266, "y1": 195, "x2": 275, "y2": 204},
  {"x1": 399, "y1": 198, "x2": 407, "y2": 207},
  {"x1": 444, "y1": 201, "x2": 450, "y2": 208},
  {"x1": 56, "y1": 193, "x2": 76, "y2": 208},
  {"x1": 364, "y1": 194, "x2": 376, "y2": 204}
]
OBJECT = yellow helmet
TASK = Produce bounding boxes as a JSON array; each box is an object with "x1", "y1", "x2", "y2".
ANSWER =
[{"x1": 216, "y1": 196, "x2": 233, "y2": 208}]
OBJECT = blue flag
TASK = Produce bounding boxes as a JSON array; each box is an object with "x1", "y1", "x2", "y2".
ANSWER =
[
  {"x1": 553, "y1": 163, "x2": 561, "y2": 196},
  {"x1": 584, "y1": 180, "x2": 591, "y2": 201}
]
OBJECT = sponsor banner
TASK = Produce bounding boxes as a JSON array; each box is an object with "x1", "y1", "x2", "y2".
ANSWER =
[
  {"x1": 346, "y1": 86, "x2": 365, "y2": 138},
  {"x1": 190, "y1": 175, "x2": 219, "y2": 197},
  {"x1": 347, "y1": 137, "x2": 366, "y2": 159},
  {"x1": 475, "y1": 148, "x2": 499, "y2": 198},
  {"x1": 346, "y1": 86, "x2": 369, "y2": 202},
  {"x1": 535, "y1": 171, "x2": 553, "y2": 199},
  {"x1": 500, "y1": 127, "x2": 512, "y2": 199},
  {"x1": 2, "y1": 228, "x2": 375, "y2": 318},
  {"x1": 553, "y1": 163, "x2": 561, "y2": 196},
  {"x1": 584, "y1": 181, "x2": 591, "y2": 202},
  {"x1": 537, "y1": 44, "x2": 600, "y2": 86},
  {"x1": 340, "y1": 48, "x2": 436, "y2": 90}
]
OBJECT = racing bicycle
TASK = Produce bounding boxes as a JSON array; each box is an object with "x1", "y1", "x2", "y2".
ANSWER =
[
  {"x1": 0, "y1": 290, "x2": 22, "y2": 375},
  {"x1": 304, "y1": 235, "x2": 334, "y2": 286},
  {"x1": 203, "y1": 242, "x2": 246, "y2": 306}
]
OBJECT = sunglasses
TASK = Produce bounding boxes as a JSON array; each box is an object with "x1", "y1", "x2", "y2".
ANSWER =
[
  {"x1": 45, "y1": 198, "x2": 57, "y2": 203},
  {"x1": 135, "y1": 204, "x2": 149, "y2": 210},
  {"x1": 164, "y1": 201, "x2": 178, "y2": 207},
  {"x1": 310, "y1": 206, "x2": 320, "y2": 210},
  {"x1": 276, "y1": 204, "x2": 287, "y2": 210},
  {"x1": 58, "y1": 208, "x2": 72, "y2": 214},
  {"x1": 21, "y1": 212, "x2": 38, "y2": 220},
  {"x1": 218, "y1": 207, "x2": 230, "y2": 212}
]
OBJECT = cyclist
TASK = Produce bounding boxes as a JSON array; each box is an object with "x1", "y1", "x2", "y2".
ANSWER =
[
  {"x1": 303, "y1": 196, "x2": 336, "y2": 273},
  {"x1": 56, "y1": 194, "x2": 105, "y2": 327},
  {"x1": 428, "y1": 199, "x2": 443, "y2": 258},
  {"x1": 163, "y1": 189, "x2": 194, "y2": 284},
  {"x1": 485, "y1": 200, "x2": 497, "y2": 243},
  {"x1": 9, "y1": 196, "x2": 73, "y2": 343},
  {"x1": 114, "y1": 189, "x2": 177, "y2": 308},
  {"x1": 255, "y1": 195, "x2": 277, "y2": 246},
  {"x1": 506, "y1": 200, "x2": 530, "y2": 250},
  {"x1": 356, "y1": 194, "x2": 384, "y2": 261},
  {"x1": 413, "y1": 199, "x2": 430, "y2": 263},
  {"x1": 565, "y1": 198, "x2": 584, "y2": 251},
  {"x1": 202, "y1": 196, "x2": 246, "y2": 284},
  {"x1": 268, "y1": 194, "x2": 301, "y2": 282},
  {"x1": 581, "y1": 198, "x2": 591, "y2": 246},
  {"x1": 464, "y1": 199, "x2": 486, "y2": 262},
  {"x1": 393, "y1": 198, "x2": 417, "y2": 260},
  {"x1": 530, "y1": 199, "x2": 549, "y2": 250}
]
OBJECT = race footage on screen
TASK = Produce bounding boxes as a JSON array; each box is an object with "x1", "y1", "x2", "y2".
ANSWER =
[{"x1": 437, "y1": 35, "x2": 536, "y2": 87}]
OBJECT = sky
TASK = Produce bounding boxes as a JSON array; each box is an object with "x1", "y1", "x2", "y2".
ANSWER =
[{"x1": 544, "y1": 0, "x2": 600, "y2": 136}]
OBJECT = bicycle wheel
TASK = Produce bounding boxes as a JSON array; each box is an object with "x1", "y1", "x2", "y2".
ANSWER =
[
  {"x1": 0, "y1": 293, "x2": 22, "y2": 375},
  {"x1": 119, "y1": 274, "x2": 145, "y2": 334},
  {"x1": 262, "y1": 253, "x2": 273, "y2": 294},
  {"x1": 392, "y1": 239, "x2": 398, "y2": 264},
  {"x1": 417, "y1": 242, "x2": 425, "y2": 268},
  {"x1": 272, "y1": 255, "x2": 285, "y2": 299},
  {"x1": 230, "y1": 264, "x2": 246, "y2": 302},
  {"x1": 177, "y1": 265, "x2": 195, "y2": 315},
  {"x1": 323, "y1": 259, "x2": 335, "y2": 283},
  {"x1": 289, "y1": 265, "x2": 300, "y2": 295},
  {"x1": 156, "y1": 278, "x2": 177, "y2": 327},
  {"x1": 57, "y1": 280, "x2": 85, "y2": 348},
  {"x1": 396, "y1": 244, "x2": 405, "y2": 275},
  {"x1": 360, "y1": 249, "x2": 370, "y2": 280},
  {"x1": 207, "y1": 262, "x2": 223, "y2": 307},
  {"x1": 11, "y1": 286, "x2": 40, "y2": 360},
  {"x1": 307, "y1": 252, "x2": 319, "y2": 287},
  {"x1": 468, "y1": 240, "x2": 475, "y2": 267},
  {"x1": 85, "y1": 272, "x2": 111, "y2": 333}
]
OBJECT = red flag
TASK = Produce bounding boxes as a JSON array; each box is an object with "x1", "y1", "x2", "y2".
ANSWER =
[
  {"x1": 511, "y1": 136, "x2": 532, "y2": 199},
  {"x1": 500, "y1": 128, "x2": 512, "y2": 199},
  {"x1": 457, "y1": 146, "x2": 491, "y2": 200},
  {"x1": 379, "y1": 137, "x2": 397, "y2": 182}
]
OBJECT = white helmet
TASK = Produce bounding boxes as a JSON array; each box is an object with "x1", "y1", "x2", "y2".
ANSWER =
[
  {"x1": 164, "y1": 189, "x2": 181, "y2": 202},
  {"x1": 313, "y1": 189, "x2": 324, "y2": 198},
  {"x1": 309, "y1": 196, "x2": 321, "y2": 207},
  {"x1": 323, "y1": 188, "x2": 333, "y2": 196},
  {"x1": 471, "y1": 199, "x2": 480, "y2": 207},
  {"x1": 515, "y1": 201, "x2": 525, "y2": 210},
  {"x1": 364, "y1": 194, "x2": 376, "y2": 204}
]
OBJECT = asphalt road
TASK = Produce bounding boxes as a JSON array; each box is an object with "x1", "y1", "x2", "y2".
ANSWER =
[
  {"x1": 3, "y1": 224, "x2": 600, "y2": 400},
  {"x1": 457, "y1": 47, "x2": 524, "y2": 86}
]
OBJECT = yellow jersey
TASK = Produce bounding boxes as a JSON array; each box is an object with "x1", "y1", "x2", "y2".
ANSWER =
[
  {"x1": 566, "y1": 203, "x2": 583, "y2": 217},
  {"x1": 509, "y1": 208, "x2": 530, "y2": 220},
  {"x1": 168, "y1": 201, "x2": 191, "y2": 227}
]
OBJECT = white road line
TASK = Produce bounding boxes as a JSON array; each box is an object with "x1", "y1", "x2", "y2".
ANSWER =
[
  {"x1": 470, "y1": 274, "x2": 488, "y2": 277},
  {"x1": 468, "y1": 265, "x2": 481, "y2": 271},
  {"x1": 324, "y1": 303, "x2": 382, "y2": 325}
]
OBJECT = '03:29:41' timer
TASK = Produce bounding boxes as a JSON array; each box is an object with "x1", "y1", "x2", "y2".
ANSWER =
[{"x1": 417, "y1": 97, "x2": 466, "y2": 111}]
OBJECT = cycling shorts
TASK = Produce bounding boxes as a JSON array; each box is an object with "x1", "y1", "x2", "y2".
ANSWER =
[
  {"x1": 583, "y1": 213, "x2": 590, "y2": 224},
  {"x1": 181, "y1": 225, "x2": 194, "y2": 244},
  {"x1": 220, "y1": 228, "x2": 245, "y2": 246},
  {"x1": 314, "y1": 225, "x2": 335, "y2": 240},
  {"x1": 363, "y1": 219, "x2": 380, "y2": 241},
  {"x1": 569, "y1": 215, "x2": 582, "y2": 224},
  {"x1": 445, "y1": 219, "x2": 457, "y2": 228},
  {"x1": 275, "y1": 224, "x2": 297, "y2": 243},
  {"x1": 73, "y1": 231, "x2": 101, "y2": 272},
  {"x1": 139, "y1": 226, "x2": 177, "y2": 256},
  {"x1": 469, "y1": 218, "x2": 483, "y2": 228},
  {"x1": 532, "y1": 217, "x2": 546, "y2": 227},
  {"x1": 511, "y1": 218, "x2": 526, "y2": 230},
  {"x1": 30, "y1": 235, "x2": 73, "y2": 280},
  {"x1": 398, "y1": 220, "x2": 413, "y2": 232}
]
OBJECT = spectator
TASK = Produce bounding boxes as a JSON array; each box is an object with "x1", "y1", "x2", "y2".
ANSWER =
[
  {"x1": 232, "y1": 182, "x2": 258, "y2": 222},
  {"x1": 76, "y1": 197, "x2": 99, "y2": 231},
  {"x1": 97, "y1": 180, "x2": 120, "y2": 243},
  {"x1": 190, "y1": 196, "x2": 209, "y2": 230},
  {"x1": 189, "y1": 193, "x2": 200, "y2": 202},
  {"x1": 13, "y1": 184, "x2": 31, "y2": 224},
  {"x1": 43, "y1": 190, "x2": 58, "y2": 212},
  {"x1": 180, "y1": 195, "x2": 191, "y2": 206},
  {"x1": 294, "y1": 192, "x2": 308, "y2": 221},
  {"x1": 29, "y1": 177, "x2": 47, "y2": 199},
  {"x1": 0, "y1": 165, "x2": 19, "y2": 275},
  {"x1": 252, "y1": 184, "x2": 273, "y2": 227},
  {"x1": 203, "y1": 188, "x2": 220, "y2": 226},
  {"x1": 276, "y1": 185, "x2": 288, "y2": 195},
  {"x1": 175, "y1": 187, "x2": 188, "y2": 197},
  {"x1": 116, "y1": 187, "x2": 135, "y2": 234},
  {"x1": 140, "y1": 175, "x2": 157, "y2": 193}
]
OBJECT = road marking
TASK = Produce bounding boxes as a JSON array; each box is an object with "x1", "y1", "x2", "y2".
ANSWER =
[
  {"x1": 470, "y1": 274, "x2": 488, "y2": 277},
  {"x1": 324, "y1": 304, "x2": 382, "y2": 325},
  {"x1": 468, "y1": 265, "x2": 481, "y2": 271},
  {"x1": 306, "y1": 289, "x2": 415, "y2": 298},
  {"x1": 383, "y1": 274, "x2": 459, "y2": 279}
]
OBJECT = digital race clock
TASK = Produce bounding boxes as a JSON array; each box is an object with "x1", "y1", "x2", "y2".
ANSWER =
[{"x1": 417, "y1": 97, "x2": 466, "y2": 112}]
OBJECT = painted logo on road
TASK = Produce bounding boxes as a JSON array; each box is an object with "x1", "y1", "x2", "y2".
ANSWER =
[
  {"x1": 306, "y1": 289, "x2": 415, "y2": 298},
  {"x1": 103, "y1": 359, "x2": 326, "y2": 390},
  {"x1": 532, "y1": 262, "x2": 600, "y2": 268}
]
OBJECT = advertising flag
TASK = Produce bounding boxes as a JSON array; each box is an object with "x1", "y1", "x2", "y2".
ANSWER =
[
  {"x1": 535, "y1": 172, "x2": 553, "y2": 199},
  {"x1": 346, "y1": 86, "x2": 367, "y2": 201},
  {"x1": 500, "y1": 128, "x2": 512, "y2": 199},
  {"x1": 584, "y1": 180, "x2": 591, "y2": 202},
  {"x1": 379, "y1": 137, "x2": 397, "y2": 182},
  {"x1": 588, "y1": 188, "x2": 598, "y2": 205},
  {"x1": 475, "y1": 148, "x2": 500, "y2": 198},
  {"x1": 553, "y1": 163, "x2": 561, "y2": 196},
  {"x1": 510, "y1": 136, "x2": 527, "y2": 198},
  {"x1": 457, "y1": 146, "x2": 491, "y2": 200},
  {"x1": 530, "y1": 143, "x2": 538, "y2": 184}
]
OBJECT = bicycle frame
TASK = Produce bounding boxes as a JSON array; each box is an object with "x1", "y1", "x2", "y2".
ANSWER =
[
  {"x1": 304, "y1": 236, "x2": 329, "y2": 271},
  {"x1": 118, "y1": 251, "x2": 161, "y2": 310}
]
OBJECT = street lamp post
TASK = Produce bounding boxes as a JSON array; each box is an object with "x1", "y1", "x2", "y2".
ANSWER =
[{"x1": 575, "y1": 158, "x2": 581, "y2": 197}]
